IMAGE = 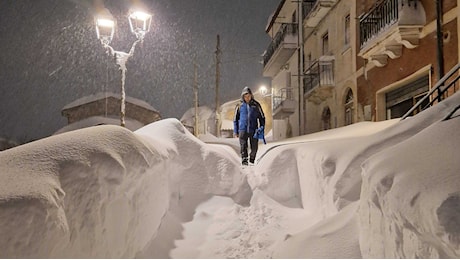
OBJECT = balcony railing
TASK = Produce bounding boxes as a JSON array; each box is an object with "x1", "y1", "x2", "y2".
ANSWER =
[
  {"x1": 272, "y1": 88, "x2": 296, "y2": 119},
  {"x1": 302, "y1": 0, "x2": 336, "y2": 28},
  {"x1": 263, "y1": 23, "x2": 298, "y2": 67},
  {"x1": 273, "y1": 88, "x2": 294, "y2": 111},
  {"x1": 359, "y1": 0, "x2": 400, "y2": 48},
  {"x1": 303, "y1": 58, "x2": 335, "y2": 94},
  {"x1": 358, "y1": 0, "x2": 425, "y2": 67}
]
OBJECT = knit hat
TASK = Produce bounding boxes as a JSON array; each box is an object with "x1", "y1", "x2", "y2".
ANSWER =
[{"x1": 241, "y1": 86, "x2": 252, "y2": 98}]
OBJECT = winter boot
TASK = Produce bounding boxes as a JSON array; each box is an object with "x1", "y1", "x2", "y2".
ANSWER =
[
  {"x1": 249, "y1": 157, "x2": 255, "y2": 164},
  {"x1": 242, "y1": 157, "x2": 248, "y2": 166}
]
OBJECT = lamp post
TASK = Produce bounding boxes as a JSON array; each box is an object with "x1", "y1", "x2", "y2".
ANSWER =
[{"x1": 95, "y1": 8, "x2": 152, "y2": 127}]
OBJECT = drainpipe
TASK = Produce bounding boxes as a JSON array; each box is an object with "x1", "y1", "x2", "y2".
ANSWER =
[
  {"x1": 298, "y1": 0, "x2": 305, "y2": 135},
  {"x1": 436, "y1": 0, "x2": 445, "y2": 101}
]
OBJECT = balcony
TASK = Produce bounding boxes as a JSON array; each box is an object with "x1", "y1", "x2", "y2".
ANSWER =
[
  {"x1": 303, "y1": 56, "x2": 335, "y2": 104},
  {"x1": 263, "y1": 23, "x2": 298, "y2": 77},
  {"x1": 358, "y1": 0, "x2": 426, "y2": 67},
  {"x1": 272, "y1": 88, "x2": 296, "y2": 119},
  {"x1": 303, "y1": 0, "x2": 336, "y2": 28}
]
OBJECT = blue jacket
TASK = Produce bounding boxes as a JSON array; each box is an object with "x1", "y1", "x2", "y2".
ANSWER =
[{"x1": 233, "y1": 99, "x2": 265, "y2": 134}]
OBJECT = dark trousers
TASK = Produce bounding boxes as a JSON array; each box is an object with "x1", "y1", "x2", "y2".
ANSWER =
[{"x1": 239, "y1": 131, "x2": 258, "y2": 162}]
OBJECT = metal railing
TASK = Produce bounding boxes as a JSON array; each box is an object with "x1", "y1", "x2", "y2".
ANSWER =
[
  {"x1": 273, "y1": 88, "x2": 294, "y2": 111},
  {"x1": 263, "y1": 23, "x2": 298, "y2": 66},
  {"x1": 402, "y1": 63, "x2": 460, "y2": 119},
  {"x1": 359, "y1": 0, "x2": 399, "y2": 48},
  {"x1": 303, "y1": 0, "x2": 317, "y2": 20},
  {"x1": 303, "y1": 58, "x2": 335, "y2": 94}
]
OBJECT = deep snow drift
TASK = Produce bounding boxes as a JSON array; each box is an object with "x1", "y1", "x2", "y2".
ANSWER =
[{"x1": 0, "y1": 92, "x2": 459, "y2": 258}]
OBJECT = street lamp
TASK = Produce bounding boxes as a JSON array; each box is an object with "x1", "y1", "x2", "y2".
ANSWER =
[
  {"x1": 95, "y1": 8, "x2": 152, "y2": 127},
  {"x1": 259, "y1": 85, "x2": 268, "y2": 96},
  {"x1": 258, "y1": 85, "x2": 272, "y2": 97}
]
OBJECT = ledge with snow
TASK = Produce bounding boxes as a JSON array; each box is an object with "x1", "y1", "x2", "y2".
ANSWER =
[{"x1": 1, "y1": 93, "x2": 459, "y2": 258}]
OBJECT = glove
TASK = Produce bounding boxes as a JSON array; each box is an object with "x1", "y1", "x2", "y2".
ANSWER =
[{"x1": 253, "y1": 126, "x2": 266, "y2": 144}]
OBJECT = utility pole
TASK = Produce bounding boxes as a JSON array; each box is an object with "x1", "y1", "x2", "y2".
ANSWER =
[
  {"x1": 194, "y1": 62, "x2": 199, "y2": 136},
  {"x1": 215, "y1": 34, "x2": 221, "y2": 137}
]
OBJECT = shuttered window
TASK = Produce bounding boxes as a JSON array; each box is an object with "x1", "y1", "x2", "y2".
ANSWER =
[{"x1": 385, "y1": 75, "x2": 429, "y2": 119}]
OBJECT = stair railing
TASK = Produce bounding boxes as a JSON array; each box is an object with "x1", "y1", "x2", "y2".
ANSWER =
[{"x1": 402, "y1": 63, "x2": 460, "y2": 119}]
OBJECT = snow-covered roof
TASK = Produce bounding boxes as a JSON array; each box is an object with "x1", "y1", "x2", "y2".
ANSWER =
[
  {"x1": 62, "y1": 92, "x2": 158, "y2": 112},
  {"x1": 265, "y1": 0, "x2": 286, "y2": 33},
  {"x1": 54, "y1": 116, "x2": 145, "y2": 135},
  {"x1": 180, "y1": 106, "x2": 215, "y2": 123},
  {"x1": 220, "y1": 99, "x2": 240, "y2": 109}
]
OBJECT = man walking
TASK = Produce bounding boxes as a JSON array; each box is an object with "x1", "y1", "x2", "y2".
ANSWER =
[{"x1": 233, "y1": 86, "x2": 265, "y2": 166}]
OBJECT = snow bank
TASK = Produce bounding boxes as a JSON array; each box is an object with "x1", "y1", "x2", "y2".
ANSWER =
[
  {"x1": 0, "y1": 119, "x2": 251, "y2": 258},
  {"x1": 0, "y1": 125, "x2": 167, "y2": 258},
  {"x1": 251, "y1": 93, "x2": 460, "y2": 258},
  {"x1": 135, "y1": 118, "x2": 252, "y2": 206},
  {"x1": 360, "y1": 101, "x2": 460, "y2": 258}
]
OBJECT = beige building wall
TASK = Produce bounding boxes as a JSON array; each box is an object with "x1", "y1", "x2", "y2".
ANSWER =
[
  {"x1": 332, "y1": 0, "x2": 357, "y2": 128},
  {"x1": 303, "y1": 0, "x2": 356, "y2": 134},
  {"x1": 268, "y1": 0, "x2": 301, "y2": 140},
  {"x1": 271, "y1": 56, "x2": 300, "y2": 140}
]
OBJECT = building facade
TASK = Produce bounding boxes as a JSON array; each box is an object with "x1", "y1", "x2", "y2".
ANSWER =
[
  {"x1": 302, "y1": 0, "x2": 357, "y2": 134},
  {"x1": 357, "y1": 0, "x2": 459, "y2": 121},
  {"x1": 264, "y1": 0, "x2": 459, "y2": 141},
  {"x1": 263, "y1": 0, "x2": 301, "y2": 140}
]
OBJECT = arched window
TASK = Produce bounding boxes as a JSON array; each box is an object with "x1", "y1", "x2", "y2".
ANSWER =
[
  {"x1": 344, "y1": 89, "x2": 354, "y2": 125},
  {"x1": 322, "y1": 107, "x2": 331, "y2": 130}
]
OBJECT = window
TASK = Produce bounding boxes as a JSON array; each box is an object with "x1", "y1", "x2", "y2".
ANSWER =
[
  {"x1": 344, "y1": 14, "x2": 350, "y2": 47},
  {"x1": 385, "y1": 76, "x2": 429, "y2": 119},
  {"x1": 304, "y1": 52, "x2": 312, "y2": 70},
  {"x1": 344, "y1": 88, "x2": 354, "y2": 125},
  {"x1": 322, "y1": 32, "x2": 329, "y2": 55},
  {"x1": 322, "y1": 107, "x2": 331, "y2": 130}
]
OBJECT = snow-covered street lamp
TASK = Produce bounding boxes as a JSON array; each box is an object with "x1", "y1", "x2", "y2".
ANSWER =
[
  {"x1": 95, "y1": 16, "x2": 115, "y2": 45},
  {"x1": 95, "y1": 8, "x2": 152, "y2": 127},
  {"x1": 128, "y1": 10, "x2": 152, "y2": 41}
]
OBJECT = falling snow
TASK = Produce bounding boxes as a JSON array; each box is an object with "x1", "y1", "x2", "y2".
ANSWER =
[{"x1": 0, "y1": 0, "x2": 277, "y2": 142}]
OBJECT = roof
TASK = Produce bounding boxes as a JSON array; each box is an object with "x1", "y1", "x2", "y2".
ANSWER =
[
  {"x1": 180, "y1": 106, "x2": 215, "y2": 125},
  {"x1": 265, "y1": 0, "x2": 286, "y2": 33},
  {"x1": 62, "y1": 92, "x2": 158, "y2": 112},
  {"x1": 54, "y1": 116, "x2": 145, "y2": 135}
]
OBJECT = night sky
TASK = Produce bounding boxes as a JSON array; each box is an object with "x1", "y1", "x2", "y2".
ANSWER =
[{"x1": 0, "y1": 0, "x2": 279, "y2": 142}]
